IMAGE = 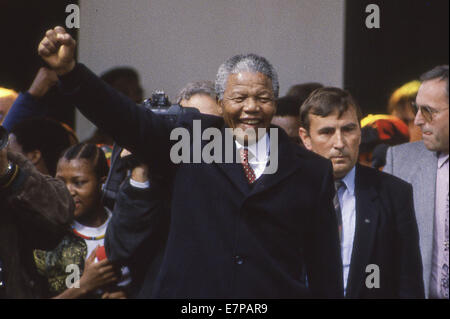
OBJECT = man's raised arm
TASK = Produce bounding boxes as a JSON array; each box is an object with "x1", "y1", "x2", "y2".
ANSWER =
[{"x1": 38, "y1": 26, "x2": 173, "y2": 169}]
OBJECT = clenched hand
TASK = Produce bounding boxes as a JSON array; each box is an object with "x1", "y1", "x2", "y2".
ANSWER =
[{"x1": 38, "y1": 26, "x2": 77, "y2": 76}]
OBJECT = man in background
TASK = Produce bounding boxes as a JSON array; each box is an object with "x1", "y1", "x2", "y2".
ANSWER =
[
  {"x1": 384, "y1": 65, "x2": 449, "y2": 299},
  {"x1": 299, "y1": 87, "x2": 424, "y2": 298},
  {"x1": 271, "y1": 95, "x2": 302, "y2": 145},
  {"x1": 177, "y1": 80, "x2": 219, "y2": 116}
]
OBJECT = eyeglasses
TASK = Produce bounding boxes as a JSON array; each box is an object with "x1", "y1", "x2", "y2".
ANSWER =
[{"x1": 412, "y1": 101, "x2": 448, "y2": 122}]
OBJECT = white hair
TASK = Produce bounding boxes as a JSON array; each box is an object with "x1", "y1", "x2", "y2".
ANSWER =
[{"x1": 215, "y1": 53, "x2": 279, "y2": 100}]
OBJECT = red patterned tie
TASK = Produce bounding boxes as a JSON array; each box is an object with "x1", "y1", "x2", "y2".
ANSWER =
[{"x1": 240, "y1": 148, "x2": 256, "y2": 184}]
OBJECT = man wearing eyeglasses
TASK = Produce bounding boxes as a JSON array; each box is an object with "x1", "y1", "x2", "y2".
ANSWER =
[{"x1": 384, "y1": 65, "x2": 449, "y2": 299}]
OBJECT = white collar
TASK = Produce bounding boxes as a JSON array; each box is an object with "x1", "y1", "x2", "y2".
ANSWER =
[
  {"x1": 72, "y1": 207, "x2": 112, "y2": 234},
  {"x1": 340, "y1": 166, "x2": 356, "y2": 196},
  {"x1": 437, "y1": 152, "x2": 449, "y2": 169},
  {"x1": 234, "y1": 133, "x2": 270, "y2": 163}
]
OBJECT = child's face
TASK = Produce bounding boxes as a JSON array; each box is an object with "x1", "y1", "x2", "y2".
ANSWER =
[{"x1": 56, "y1": 158, "x2": 103, "y2": 220}]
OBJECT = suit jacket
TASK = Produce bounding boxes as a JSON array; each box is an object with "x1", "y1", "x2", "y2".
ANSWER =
[
  {"x1": 106, "y1": 177, "x2": 171, "y2": 298},
  {"x1": 384, "y1": 141, "x2": 438, "y2": 298},
  {"x1": 59, "y1": 63, "x2": 343, "y2": 298},
  {"x1": 345, "y1": 164, "x2": 424, "y2": 298},
  {"x1": 0, "y1": 152, "x2": 74, "y2": 298}
]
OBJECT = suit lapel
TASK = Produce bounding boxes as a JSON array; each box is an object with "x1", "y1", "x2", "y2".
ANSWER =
[
  {"x1": 250, "y1": 128, "x2": 303, "y2": 197},
  {"x1": 413, "y1": 146, "x2": 437, "y2": 295},
  {"x1": 346, "y1": 165, "x2": 380, "y2": 298},
  {"x1": 413, "y1": 150, "x2": 436, "y2": 245},
  {"x1": 212, "y1": 126, "x2": 251, "y2": 195}
]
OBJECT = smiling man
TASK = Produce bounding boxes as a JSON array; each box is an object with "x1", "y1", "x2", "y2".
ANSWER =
[
  {"x1": 299, "y1": 87, "x2": 424, "y2": 298},
  {"x1": 36, "y1": 26, "x2": 343, "y2": 298},
  {"x1": 217, "y1": 67, "x2": 276, "y2": 145},
  {"x1": 384, "y1": 65, "x2": 449, "y2": 299}
]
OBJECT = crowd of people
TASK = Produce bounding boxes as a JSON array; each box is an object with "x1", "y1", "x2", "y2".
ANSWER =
[{"x1": 0, "y1": 25, "x2": 448, "y2": 299}]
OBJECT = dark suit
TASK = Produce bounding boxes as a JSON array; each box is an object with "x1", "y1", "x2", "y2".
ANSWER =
[
  {"x1": 106, "y1": 177, "x2": 171, "y2": 298},
  {"x1": 59, "y1": 63, "x2": 343, "y2": 298},
  {"x1": 344, "y1": 164, "x2": 424, "y2": 298}
]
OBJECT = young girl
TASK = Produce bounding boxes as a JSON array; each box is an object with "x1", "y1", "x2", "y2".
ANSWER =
[{"x1": 33, "y1": 143, "x2": 129, "y2": 298}]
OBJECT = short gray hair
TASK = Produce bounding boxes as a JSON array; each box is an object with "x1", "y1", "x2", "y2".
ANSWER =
[
  {"x1": 420, "y1": 65, "x2": 449, "y2": 97},
  {"x1": 176, "y1": 80, "x2": 217, "y2": 104},
  {"x1": 215, "y1": 53, "x2": 279, "y2": 101}
]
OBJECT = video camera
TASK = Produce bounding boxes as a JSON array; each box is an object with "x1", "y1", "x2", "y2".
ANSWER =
[
  {"x1": 142, "y1": 90, "x2": 199, "y2": 125},
  {"x1": 117, "y1": 90, "x2": 200, "y2": 171},
  {"x1": 0, "y1": 126, "x2": 8, "y2": 150}
]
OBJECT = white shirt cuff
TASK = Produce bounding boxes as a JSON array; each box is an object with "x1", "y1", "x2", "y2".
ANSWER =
[{"x1": 129, "y1": 178, "x2": 150, "y2": 189}]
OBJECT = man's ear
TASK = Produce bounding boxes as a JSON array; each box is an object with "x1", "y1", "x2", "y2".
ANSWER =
[
  {"x1": 217, "y1": 99, "x2": 224, "y2": 116},
  {"x1": 298, "y1": 127, "x2": 313, "y2": 151},
  {"x1": 25, "y1": 149, "x2": 42, "y2": 166}
]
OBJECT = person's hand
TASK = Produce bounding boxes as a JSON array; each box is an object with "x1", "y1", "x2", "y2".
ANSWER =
[
  {"x1": 78, "y1": 247, "x2": 120, "y2": 294},
  {"x1": 121, "y1": 148, "x2": 149, "y2": 182},
  {"x1": 38, "y1": 26, "x2": 76, "y2": 76},
  {"x1": 0, "y1": 148, "x2": 8, "y2": 176},
  {"x1": 28, "y1": 67, "x2": 58, "y2": 98},
  {"x1": 131, "y1": 164, "x2": 149, "y2": 183}
]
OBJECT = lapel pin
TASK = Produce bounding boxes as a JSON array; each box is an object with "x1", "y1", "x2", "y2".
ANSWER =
[{"x1": 365, "y1": 219, "x2": 371, "y2": 223}]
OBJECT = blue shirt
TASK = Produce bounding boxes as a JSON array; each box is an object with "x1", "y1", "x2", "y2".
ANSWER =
[{"x1": 337, "y1": 166, "x2": 356, "y2": 295}]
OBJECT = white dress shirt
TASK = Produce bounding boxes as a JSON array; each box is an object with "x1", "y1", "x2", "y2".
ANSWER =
[
  {"x1": 337, "y1": 166, "x2": 357, "y2": 295},
  {"x1": 430, "y1": 153, "x2": 449, "y2": 298},
  {"x1": 235, "y1": 134, "x2": 270, "y2": 180},
  {"x1": 130, "y1": 178, "x2": 150, "y2": 188}
]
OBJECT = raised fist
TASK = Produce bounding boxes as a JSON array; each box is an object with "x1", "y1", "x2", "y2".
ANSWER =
[{"x1": 38, "y1": 26, "x2": 76, "y2": 76}]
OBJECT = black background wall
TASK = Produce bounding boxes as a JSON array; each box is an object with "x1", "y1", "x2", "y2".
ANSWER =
[
  {"x1": 345, "y1": 0, "x2": 449, "y2": 115},
  {"x1": 0, "y1": 0, "x2": 78, "y2": 127}
]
